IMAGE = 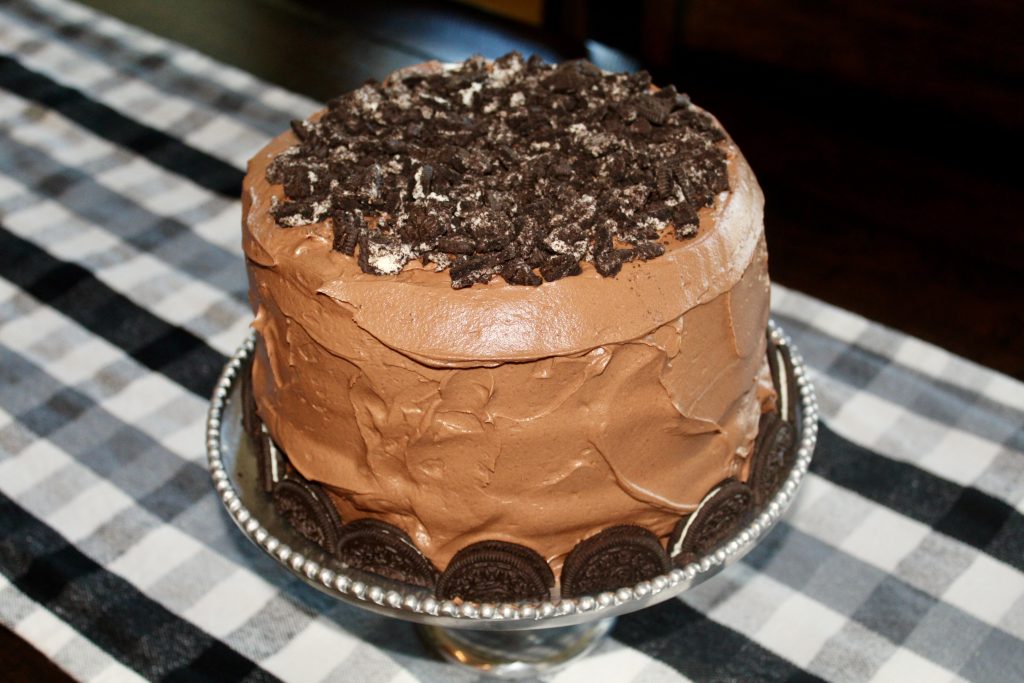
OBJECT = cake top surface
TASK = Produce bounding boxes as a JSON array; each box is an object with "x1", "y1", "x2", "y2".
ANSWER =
[{"x1": 265, "y1": 53, "x2": 729, "y2": 288}]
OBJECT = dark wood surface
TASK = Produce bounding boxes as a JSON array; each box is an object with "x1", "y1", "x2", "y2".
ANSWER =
[
  {"x1": 5, "y1": 0, "x2": 1020, "y2": 679},
  {"x1": 578, "y1": 0, "x2": 1024, "y2": 378},
  {"x1": 1, "y1": 623, "x2": 71, "y2": 683}
]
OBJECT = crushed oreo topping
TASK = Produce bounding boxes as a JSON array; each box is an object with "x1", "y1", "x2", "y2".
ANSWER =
[{"x1": 266, "y1": 52, "x2": 729, "y2": 287}]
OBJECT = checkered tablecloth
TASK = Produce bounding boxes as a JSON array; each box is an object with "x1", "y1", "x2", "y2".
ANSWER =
[{"x1": 1, "y1": 1, "x2": 1022, "y2": 681}]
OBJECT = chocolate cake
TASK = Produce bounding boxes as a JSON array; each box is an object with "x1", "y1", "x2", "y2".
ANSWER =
[{"x1": 241, "y1": 54, "x2": 781, "y2": 600}]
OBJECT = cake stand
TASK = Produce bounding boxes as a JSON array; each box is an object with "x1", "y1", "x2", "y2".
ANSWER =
[{"x1": 207, "y1": 321, "x2": 818, "y2": 678}]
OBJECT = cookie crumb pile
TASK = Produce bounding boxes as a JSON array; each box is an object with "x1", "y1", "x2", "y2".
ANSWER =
[{"x1": 267, "y1": 52, "x2": 729, "y2": 287}]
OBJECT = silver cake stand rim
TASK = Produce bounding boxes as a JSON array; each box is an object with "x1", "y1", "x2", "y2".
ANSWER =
[{"x1": 206, "y1": 319, "x2": 818, "y2": 631}]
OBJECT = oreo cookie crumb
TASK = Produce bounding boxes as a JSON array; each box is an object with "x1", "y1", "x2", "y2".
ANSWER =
[
  {"x1": 561, "y1": 525, "x2": 670, "y2": 598},
  {"x1": 437, "y1": 540, "x2": 554, "y2": 602},
  {"x1": 265, "y1": 53, "x2": 730, "y2": 287}
]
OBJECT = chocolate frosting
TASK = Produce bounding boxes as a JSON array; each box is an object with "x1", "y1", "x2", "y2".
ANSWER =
[{"x1": 243, "y1": 62, "x2": 773, "y2": 572}]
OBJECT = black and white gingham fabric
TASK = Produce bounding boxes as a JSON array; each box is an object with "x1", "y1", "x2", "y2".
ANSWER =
[{"x1": 1, "y1": 1, "x2": 1022, "y2": 680}]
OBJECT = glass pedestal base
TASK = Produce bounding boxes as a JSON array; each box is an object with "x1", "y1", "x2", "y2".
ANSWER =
[{"x1": 418, "y1": 618, "x2": 616, "y2": 679}]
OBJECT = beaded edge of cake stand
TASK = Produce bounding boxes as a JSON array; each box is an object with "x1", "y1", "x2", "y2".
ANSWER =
[{"x1": 207, "y1": 319, "x2": 818, "y2": 624}]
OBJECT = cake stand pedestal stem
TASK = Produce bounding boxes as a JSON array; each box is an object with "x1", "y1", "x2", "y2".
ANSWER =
[{"x1": 417, "y1": 617, "x2": 616, "y2": 679}]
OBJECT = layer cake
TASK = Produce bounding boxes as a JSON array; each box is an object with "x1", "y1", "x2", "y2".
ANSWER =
[{"x1": 241, "y1": 54, "x2": 781, "y2": 600}]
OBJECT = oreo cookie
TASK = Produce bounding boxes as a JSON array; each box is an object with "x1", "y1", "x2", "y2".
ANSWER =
[
  {"x1": 260, "y1": 436, "x2": 290, "y2": 494},
  {"x1": 240, "y1": 355, "x2": 259, "y2": 442},
  {"x1": 780, "y1": 342, "x2": 801, "y2": 424},
  {"x1": 750, "y1": 412, "x2": 797, "y2": 505},
  {"x1": 560, "y1": 525, "x2": 670, "y2": 598},
  {"x1": 335, "y1": 519, "x2": 438, "y2": 589},
  {"x1": 766, "y1": 336, "x2": 799, "y2": 424},
  {"x1": 668, "y1": 479, "x2": 754, "y2": 565},
  {"x1": 240, "y1": 366, "x2": 289, "y2": 493},
  {"x1": 272, "y1": 478, "x2": 344, "y2": 555},
  {"x1": 436, "y1": 540, "x2": 554, "y2": 603}
]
